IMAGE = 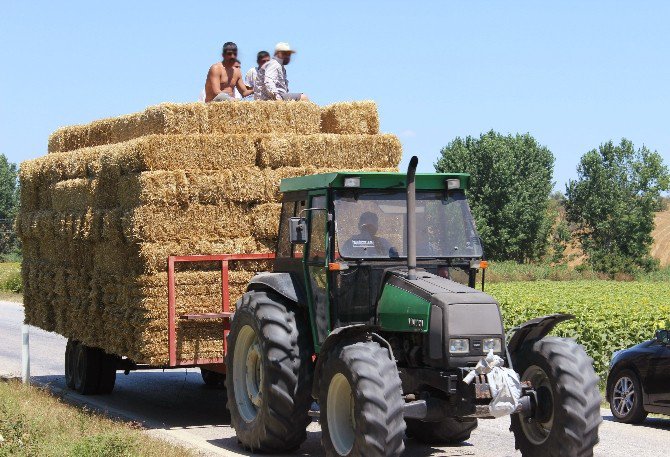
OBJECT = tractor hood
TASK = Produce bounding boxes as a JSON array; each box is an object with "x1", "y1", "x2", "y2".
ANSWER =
[{"x1": 376, "y1": 269, "x2": 505, "y2": 367}]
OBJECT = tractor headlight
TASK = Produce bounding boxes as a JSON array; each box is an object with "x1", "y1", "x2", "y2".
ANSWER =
[
  {"x1": 482, "y1": 338, "x2": 502, "y2": 353},
  {"x1": 449, "y1": 338, "x2": 470, "y2": 354}
]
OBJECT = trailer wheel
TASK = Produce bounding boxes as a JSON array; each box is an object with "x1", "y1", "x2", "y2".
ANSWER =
[
  {"x1": 73, "y1": 344, "x2": 101, "y2": 395},
  {"x1": 320, "y1": 341, "x2": 406, "y2": 457},
  {"x1": 510, "y1": 336, "x2": 601, "y2": 457},
  {"x1": 406, "y1": 417, "x2": 477, "y2": 444},
  {"x1": 97, "y1": 351, "x2": 118, "y2": 394},
  {"x1": 65, "y1": 339, "x2": 78, "y2": 389},
  {"x1": 226, "y1": 290, "x2": 313, "y2": 452}
]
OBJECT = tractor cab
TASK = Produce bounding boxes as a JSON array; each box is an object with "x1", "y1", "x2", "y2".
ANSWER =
[{"x1": 274, "y1": 170, "x2": 492, "y2": 351}]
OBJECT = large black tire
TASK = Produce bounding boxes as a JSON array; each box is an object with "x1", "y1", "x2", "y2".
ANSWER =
[
  {"x1": 608, "y1": 369, "x2": 648, "y2": 424},
  {"x1": 73, "y1": 344, "x2": 101, "y2": 395},
  {"x1": 319, "y1": 341, "x2": 406, "y2": 457},
  {"x1": 225, "y1": 290, "x2": 313, "y2": 452},
  {"x1": 97, "y1": 351, "x2": 118, "y2": 395},
  {"x1": 65, "y1": 339, "x2": 78, "y2": 389},
  {"x1": 510, "y1": 336, "x2": 602, "y2": 457},
  {"x1": 406, "y1": 417, "x2": 477, "y2": 444}
]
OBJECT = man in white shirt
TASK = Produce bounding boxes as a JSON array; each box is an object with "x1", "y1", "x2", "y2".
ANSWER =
[
  {"x1": 245, "y1": 51, "x2": 271, "y2": 99},
  {"x1": 256, "y1": 42, "x2": 309, "y2": 101}
]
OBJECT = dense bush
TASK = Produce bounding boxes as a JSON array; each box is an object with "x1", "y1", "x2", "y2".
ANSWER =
[{"x1": 488, "y1": 281, "x2": 670, "y2": 381}]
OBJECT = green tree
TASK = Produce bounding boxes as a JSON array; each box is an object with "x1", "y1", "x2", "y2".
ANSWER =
[
  {"x1": 435, "y1": 131, "x2": 555, "y2": 262},
  {"x1": 0, "y1": 154, "x2": 19, "y2": 257},
  {"x1": 565, "y1": 139, "x2": 670, "y2": 275}
]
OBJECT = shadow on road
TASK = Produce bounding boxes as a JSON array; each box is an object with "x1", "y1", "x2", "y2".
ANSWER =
[{"x1": 602, "y1": 414, "x2": 670, "y2": 431}]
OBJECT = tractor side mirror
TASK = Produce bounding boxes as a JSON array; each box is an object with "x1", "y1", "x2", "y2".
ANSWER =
[
  {"x1": 289, "y1": 217, "x2": 308, "y2": 244},
  {"x1": 655, "y1": 329, "x2": 669, "y2": 345}
]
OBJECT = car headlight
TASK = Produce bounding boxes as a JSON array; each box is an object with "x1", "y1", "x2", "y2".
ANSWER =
[
  {"x1": 449, "y1": 338, "x2": 470, "y2": 354},
  {"x1": 482, "y1": 338, "x2": 502, "y2": 353}
]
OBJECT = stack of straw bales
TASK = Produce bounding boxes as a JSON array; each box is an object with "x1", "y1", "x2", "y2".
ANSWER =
[{"x1": 19, "y1": 101, "x2": 402, "y2": 365}]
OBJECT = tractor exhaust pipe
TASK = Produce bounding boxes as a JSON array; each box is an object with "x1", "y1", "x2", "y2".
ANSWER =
[{"x1": 406, "y1": 156, "x2": 418, "y2": 280}]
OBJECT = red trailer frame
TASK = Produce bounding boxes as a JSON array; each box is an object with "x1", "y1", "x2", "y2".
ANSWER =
[{"x1": 167, "y1": 253, "x2": 275, "y2": 367}]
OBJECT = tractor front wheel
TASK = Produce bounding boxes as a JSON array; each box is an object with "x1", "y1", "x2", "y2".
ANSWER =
[
  {"x1": 225, "y1": 290, "x2": 313, "y2": 452},
  {"x1": 320, "y1": 341, "x2": 406, "y2": 457},
  {"x1": 510, "y1": 336, "x2": 601, "y2": 457}
]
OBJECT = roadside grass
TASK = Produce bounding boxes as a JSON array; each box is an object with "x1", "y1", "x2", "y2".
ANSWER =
[{"x1": 0, "y1": 380, "x2": 194, "y2": 457}]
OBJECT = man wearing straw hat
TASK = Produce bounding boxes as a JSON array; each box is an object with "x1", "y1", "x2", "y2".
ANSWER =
[
  {"x1": 256, "y1": 42, "x2": 309, "y2": 101},
  {"x1": 204, "y1": 42, "x2": 254, "y2": 102}
]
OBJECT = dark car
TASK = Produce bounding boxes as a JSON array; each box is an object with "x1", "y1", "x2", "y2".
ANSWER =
[{"x1": 606, "y1": 329, "x2": 670, "y2": 423}]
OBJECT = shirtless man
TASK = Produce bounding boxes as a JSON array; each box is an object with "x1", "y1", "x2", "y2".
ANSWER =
[{"x1": 205, "y1": 42, "x2": 253, "y2": 102}]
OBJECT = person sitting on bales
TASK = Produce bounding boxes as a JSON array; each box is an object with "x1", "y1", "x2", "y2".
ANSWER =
[
  {"x1": 204, "y1": 42, "x2": 253, "y2": 102},
  {"x1": 233, "y1": 59, "x2": 243, "y2": 99},
  {"x1": 245, "y1": 51, "x2": 271, "y2": 99},
  {"x1": 256, "y1": 42, "x2": 309, "y2": 101}
]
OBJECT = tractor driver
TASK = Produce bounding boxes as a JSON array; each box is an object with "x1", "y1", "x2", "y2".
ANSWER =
[{"x1": 343, "y1": 212, "x2": 398, "y2": 258}]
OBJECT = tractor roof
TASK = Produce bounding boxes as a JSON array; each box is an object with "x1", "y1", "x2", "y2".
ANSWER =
[{"x1": 279, "y1": 172, "x2": 470, "y2": 193}]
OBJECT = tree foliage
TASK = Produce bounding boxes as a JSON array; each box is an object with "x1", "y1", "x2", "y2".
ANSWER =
[
  {"x1": 565, "y1": 139, "x2": 670, "y2": 274},
  {"x1": 0, "y1": 154, "x2": 19, "y2": 257},
  {"x1": 435, "y1": 131, "x2": 554, "y2": 262}
]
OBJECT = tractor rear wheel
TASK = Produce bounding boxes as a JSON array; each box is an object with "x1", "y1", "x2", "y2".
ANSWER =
[
  {"x1": 319, "y1": 341, "x2": 406, "y2": 457},
  {"x1": 225, "y1": 290, "x2": 313, "y2": 452},
  {"x1": 406, "y1": 417, "x2": 477, "y2": 444},
  {"x1": 510, "y1": 336, "x2": 601, "y2": 457}
]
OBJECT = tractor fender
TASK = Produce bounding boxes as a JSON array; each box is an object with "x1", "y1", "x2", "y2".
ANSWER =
[
  {"x1": 507, "y1": 313, "x2": 574, "y2": 356},
  {"x1": 246, "y1": 272, "x2": 307, "y2": 307},
  {"x1": 311, "y1": 324, "x2": 394, "y2": 400}
]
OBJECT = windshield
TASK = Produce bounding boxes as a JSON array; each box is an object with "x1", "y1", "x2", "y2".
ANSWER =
[{"x1": 334, "y1": 190, "x2": 483, "y2": 259}]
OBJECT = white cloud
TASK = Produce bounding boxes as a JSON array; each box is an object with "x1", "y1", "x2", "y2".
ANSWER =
[{"x1": 399, "y1": 129, "x2": 416, "y2": 138}]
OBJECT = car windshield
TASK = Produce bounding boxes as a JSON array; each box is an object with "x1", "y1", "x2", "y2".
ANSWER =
[{"x1": 334, "y1": 190, "x2": 483, "y2": 259}]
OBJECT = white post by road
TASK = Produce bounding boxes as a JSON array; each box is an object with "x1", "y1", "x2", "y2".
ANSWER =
[{"x1": 21, "y1": 324, "x2": 30, "y2": 384}]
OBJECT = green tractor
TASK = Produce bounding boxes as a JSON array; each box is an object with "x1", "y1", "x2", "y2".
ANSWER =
[{"x1": 226, "y1": 157, "x2": 601, "y2": 456}]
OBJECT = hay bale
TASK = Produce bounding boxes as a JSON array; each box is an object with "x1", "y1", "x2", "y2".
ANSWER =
[
  {"x1": 249, "y1": 203, "x2": 281, "y2": 239},
  {"x1": 256, "y1": 134, "x2": 402, "y2": 169},
  {"x1": 120, "y1": 203, "x2": 251, "y2": 242},
  {"x1": 320, "y1": 101, "x2": 379, "y2": 134},
  {"x1": 110, "y1": 134, "x2": 258, "y2": 173},
  {"x1": 49, "y1": 102, "x2": 322, "y2": 153},
  {"x1": 51, "y1": 179, "x2": 95, "y2": 212}
]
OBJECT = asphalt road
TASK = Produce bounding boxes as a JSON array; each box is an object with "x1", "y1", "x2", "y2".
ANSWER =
[{"x1": 1, "y1": 300, "x2": 669, "y2": 456}]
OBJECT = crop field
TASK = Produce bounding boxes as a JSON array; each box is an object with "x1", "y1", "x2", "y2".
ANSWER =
[
  {"x1": 487, "y1": 280, "x2": 670, "y2": 381},
  {"x1": 652, "y1": 209, "x2": 670, "y2": 266}
]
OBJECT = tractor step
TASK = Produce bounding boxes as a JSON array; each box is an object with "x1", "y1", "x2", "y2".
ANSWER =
[{"x1": 179, "y1": 312, "x2": 233, "y2": 320}]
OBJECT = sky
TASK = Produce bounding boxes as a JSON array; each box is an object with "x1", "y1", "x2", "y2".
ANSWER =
[{"x1": 1, "y1": 1, "x2": 669, "y2": 191}]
